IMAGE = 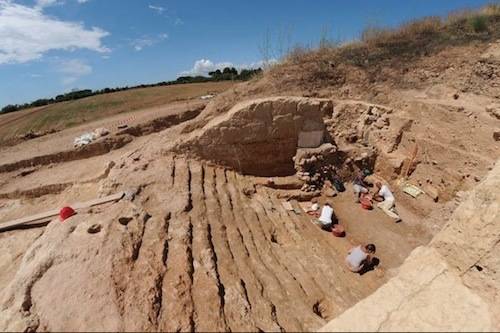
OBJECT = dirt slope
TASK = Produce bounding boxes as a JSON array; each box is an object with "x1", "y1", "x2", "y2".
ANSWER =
[{"x1": 0, "y1": 8, "x2": 499, "y2": 332}]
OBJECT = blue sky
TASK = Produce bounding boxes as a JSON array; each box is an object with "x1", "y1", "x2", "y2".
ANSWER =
[{"x1": 0, "y1": 0, "x2": 492, "y2": 106}]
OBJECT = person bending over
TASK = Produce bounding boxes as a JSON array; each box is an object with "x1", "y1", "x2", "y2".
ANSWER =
[
  {"x1": 317, "y1": 203, "x2": 334, "y2": 231},
  {"x1": 346, "y1": 244, "x2": 376, "y2": 273}
]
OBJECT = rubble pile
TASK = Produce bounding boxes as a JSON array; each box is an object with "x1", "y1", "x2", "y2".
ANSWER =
[
  {"x1": 294, "y1": 143, "x2": 377, "y2": 195},
  {"x1": 294, "y1": 144, "x2": 338, "y2": 193}
]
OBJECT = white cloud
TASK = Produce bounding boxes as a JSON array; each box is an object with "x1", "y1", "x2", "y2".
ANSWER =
[
  {"x1": 0, "y1": 0, "x2": 109, "y2": 65},
  {"x1": 36, "y1": 0, "x2": 89, "y2": 8},
  {"x1": 180, "y1": 59, "x2": 232, "y2": 76},
  {"x1": 130, "y1": 33, "x2": 168, "y2": 51},
  {"x1": 35, "y1": 0, "x2": 61, "y2": 9},
  {"x1": 238, "y1": 59, "x2": 278, "y2": 70},
  {"x1": 59, "y1": 59, "x2": 92, "y2": 76},
  {"x1": 58, "y1": 59, "x2": 92, "y2": 85},
  {"x1": 180, "y1": 58, "x2": 277, "y2": 76},
  {"x1": 148, "y1": 4, "x2": 184, "y2": 27},
  {"x1": 148, "y1": 4, "x2": 165, "y2": 14},
  {"x1": 131, "y1": 38, "x2": 153, "y2": 51}
]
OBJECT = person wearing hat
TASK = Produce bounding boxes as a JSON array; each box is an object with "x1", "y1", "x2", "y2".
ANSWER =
[{"x1": 353, "y1": 169, "x2": 371, "y2": 203}]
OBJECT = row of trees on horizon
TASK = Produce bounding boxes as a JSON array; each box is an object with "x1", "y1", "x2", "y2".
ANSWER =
[{"x1": 1, "y1": 67, "x2": 262, "y2": 114}]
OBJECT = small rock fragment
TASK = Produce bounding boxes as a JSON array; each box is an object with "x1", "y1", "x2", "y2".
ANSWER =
[
  {"x1": 424, "y1": 185, "x2": 439, "y2": 202},
  {"x1": 118, "y1": 217, "x2": 133, "y2": 226},
  {"x1": 486, "y1": 105, "x2": 500, "y2": 119},
  {"x1": 242, "y1": 186, "x2": 256, "y2": 197},
  {"x1": 87, "y1": 224, "x2": 102, "y2": 234}
]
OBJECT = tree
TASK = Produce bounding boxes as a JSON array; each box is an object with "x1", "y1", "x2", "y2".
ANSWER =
[
  {"x1": 208, "y1": 69, "x2": 223, "y2": 81},
  {"x1": 1, "y1": 104, "x2": 20, "y2": 114},
  {"x1": 1, "y1": 65, "x2": 263, "y2": 114},
  {"x1": 221, "y1": 67, "x2": 238, "y2": 80}
]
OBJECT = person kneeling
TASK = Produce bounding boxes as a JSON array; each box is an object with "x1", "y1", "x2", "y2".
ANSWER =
[
  {"x1": 374, "y1": 182, "x2": 401, "y2": 222},
  {"x1": 346, "y1": 244, "x2": 376, "y2": 273},
  {"x1": 353, "y1": 169, "x2": 371, "y2": 203}
]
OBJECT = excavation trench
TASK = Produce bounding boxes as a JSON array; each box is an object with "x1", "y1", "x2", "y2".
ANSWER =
[
  {"x1": 0, "y1": 106, "x2": 204, "y2": 174},
  {"x1": 168, "y1": 96, "x2": 431, "y2": 325},
  {"x1": 0, "y1": 97, "x2": 432, "y2": 332}
]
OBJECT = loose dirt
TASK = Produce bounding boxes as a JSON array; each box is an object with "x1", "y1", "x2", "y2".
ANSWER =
[{"x1": 0, "y1": 34, "x2": 499, "y2": 332}]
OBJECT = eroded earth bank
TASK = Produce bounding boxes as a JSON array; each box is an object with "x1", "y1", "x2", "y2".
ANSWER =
[{"x1": 1, "y1": 36, "x2": 500, "y2": 332}]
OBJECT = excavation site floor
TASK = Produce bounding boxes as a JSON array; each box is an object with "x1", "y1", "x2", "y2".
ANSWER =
[{"x1": 0, "y1": 93, "x2": 497, "y2": 332}]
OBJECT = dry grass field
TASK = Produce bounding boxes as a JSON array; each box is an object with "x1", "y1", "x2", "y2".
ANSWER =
[{"x1": 0, "y1": 81, "x2": 235, "y2": 143}]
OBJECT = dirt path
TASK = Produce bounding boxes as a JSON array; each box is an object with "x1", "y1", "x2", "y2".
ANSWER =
[{"x1": 0, "y1": 100, "x2": 205, "y2": 165}]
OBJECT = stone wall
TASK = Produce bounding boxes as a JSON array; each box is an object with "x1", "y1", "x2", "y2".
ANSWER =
[{"x1": 175, "y1": 97, "x2": 333, "y2": 176}]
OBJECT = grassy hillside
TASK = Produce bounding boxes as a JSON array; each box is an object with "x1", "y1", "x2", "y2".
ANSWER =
[
  {"x1": 269, "y1": 4, "x2": 500, "y2": 92},
  {"x1": 187, "y1": 4, "x2": 500, "y2": 124},
  {"x1": 0, "y1": 81, "x2": 235, "y2": 143}
]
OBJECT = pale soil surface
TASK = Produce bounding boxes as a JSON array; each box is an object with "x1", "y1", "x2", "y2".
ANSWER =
[
  {"x1": 321, "y1": 161, "x2": 500, "y2": 332},
  {"x1": 0, "y1": 99, "x2": 205, "y2": 166},
  {"x1": 0, "y1": 39, "x2": 499, "y2": 332}
]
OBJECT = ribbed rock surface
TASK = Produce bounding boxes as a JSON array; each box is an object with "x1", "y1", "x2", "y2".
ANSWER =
[{"x1": 0, "y1": 154, "x2": 383, "y2": 332}]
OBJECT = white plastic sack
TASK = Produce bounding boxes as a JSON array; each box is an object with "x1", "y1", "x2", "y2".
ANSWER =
[{"x1": 74, "y1": 132, "x2": 97, "y2": 147}]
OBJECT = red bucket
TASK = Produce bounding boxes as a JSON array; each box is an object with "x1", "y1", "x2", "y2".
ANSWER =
[
  {"x1": 59, "y1": 206, "x2": 76, "y2": 222},
  {"x1": 332, "y1": 224, "x2": 345, "y2": 237},
  {"x1": 360, "y1": 194, "x2": 373, "y2": 210}
]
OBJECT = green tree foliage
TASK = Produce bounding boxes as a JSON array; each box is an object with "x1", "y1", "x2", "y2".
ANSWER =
[{"x1": 1, "y1": 104, "x2": 20, "y2": 114}]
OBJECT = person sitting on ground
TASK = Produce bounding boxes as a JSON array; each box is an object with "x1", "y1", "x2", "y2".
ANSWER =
[
  {"x1": 346, "y1": 243, "x2": 376, "y2": 273},
  {"x1": 353, "y1": 169, "x2": 371, "y2": 203},
  {"x1": 317, "y1": 203, "x2": 334, "y2": 231},
  {"x1": 374, "y1": 181, "x2": 401, "y2": 222}
]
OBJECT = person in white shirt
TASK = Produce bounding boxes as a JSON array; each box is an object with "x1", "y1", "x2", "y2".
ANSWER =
[
  {"x1": 317, "y1": 203, "x2": 334, "y2": 231},
  {"x1": 346, "y1": 244, "x2": 376, "y2": 273},
  {"x1": 374, "y1": 182, "x2": 401, "y2": 222}
]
